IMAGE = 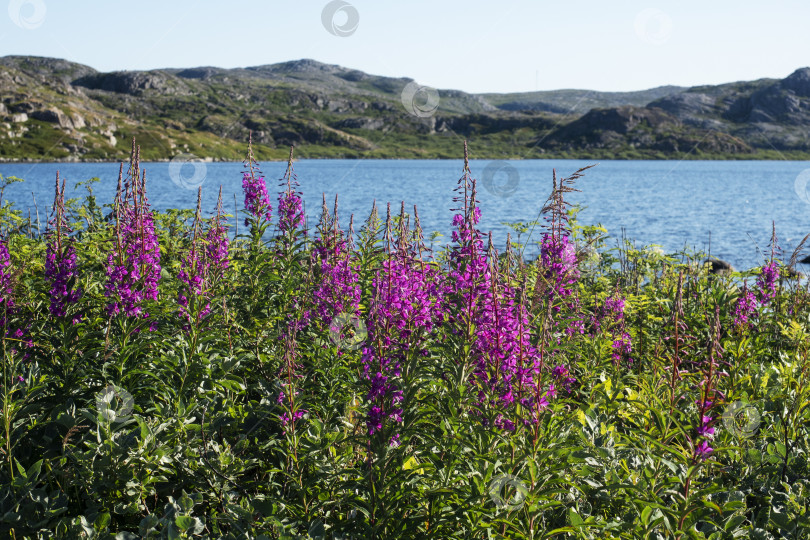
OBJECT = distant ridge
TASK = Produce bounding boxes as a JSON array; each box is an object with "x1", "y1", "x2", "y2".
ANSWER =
[{"x1": 1, "y1": 55, "x2": 809, "y2": 161}]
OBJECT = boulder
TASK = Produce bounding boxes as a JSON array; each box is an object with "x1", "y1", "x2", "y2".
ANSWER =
[
  {"x1": 9, "y1": 102, "x2": 35, "y2": 113},
  {"x1": 31, "y1": 108, "x2": 73, "y2": 128},
  {"x1": 705, "y1": 258, "x2": 734, "y2": 275},
  {"x1": 799, "y1": 254, "x2": 810, "y2": 264},
  {"x1": 11, "y1": 113, "x2": 28, "y2": 123},
  {"x1": 71, "y1": 113, "x2": 86, "y2": 129}
]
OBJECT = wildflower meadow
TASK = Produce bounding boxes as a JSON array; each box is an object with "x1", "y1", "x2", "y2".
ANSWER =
[{"x1": 1, "y1": 140, "x2": 809, "y2": 539}]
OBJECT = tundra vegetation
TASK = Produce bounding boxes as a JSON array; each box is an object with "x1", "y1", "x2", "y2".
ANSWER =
[{"x1": 0, "y1": 140, "x2": 809, "y2": 539}]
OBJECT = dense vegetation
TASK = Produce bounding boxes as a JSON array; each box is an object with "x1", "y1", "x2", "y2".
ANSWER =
[{"x1": 1, "y1": 140, "x2": 809, "y2": 539}]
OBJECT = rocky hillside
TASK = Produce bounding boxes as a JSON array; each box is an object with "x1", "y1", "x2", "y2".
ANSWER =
[{"x1": 1, "y1": 55, "x2": 809, "y2": 161}]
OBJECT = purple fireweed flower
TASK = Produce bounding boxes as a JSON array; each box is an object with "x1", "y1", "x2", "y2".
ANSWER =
[
  {"x1": 551, "y1": 364, "x2": 577, "y2": 394},
  {"x1": 538, "y1": 232, "x2": 586, "y2": 345},
  {"x1": 756, "y1": 261, "x2": 779, "y2": 305},
  {"x1": 205, "y1": 219, "x2": 230, "y2": 278},
  {"x1": 277, "y1": 146, "x2": 304, "y2": 235},
  {"x1": 695, "y1": 440, "x2": 713, "y2": 460},
  {"x1": 697, "y1": 415, "x2": 715, "y2": 438},
  {"x1": 313, "y1": 239, "x2": 361, "y2": 325},
  {"x1": 177, "y1": 247, "x2": 210, "y2": 324},
  {"x1": 444, "y1": 156, "x2": 550, "y2": 430},
  {"x1": 539, "y1": 233, "x2": 579, "y2": 307},
  {"x1": 471, "y1": 274, "x2": 542, "y2": 417},
  {"x1": 732, "y1": 282, "x2": 758, "y2": 329},
  {"x1": 278, "y1": 191, "x2": 304, "y2": 233},
  {"x1": 604, "y1": 296, "x2": 626, "y2": 318},
  {"x1": 592, "y1": 293, "x2": 626, "y2": 334},
  {"x1": 45, "y1": 243, "x2": 81, "y2": 322},
  {"x1": 105, "y1": 173, "x2": 161, "y2": 322},
  {"x1": 611, "y1": 332, "x2": 633, "y2": 364},
  {"x1": 279, "y1": 402, "x2": 308, "y2": 435},
  {"x1": 361, "y1": 241, "x2": 445, "y2": 439},
  {"x1": 494, "y1": 415, "x2": 516, "y2": 431},
  {"x1": 45, "y1": 174, "x2": 83, "y2": 322},
  {"x1": 242, "y1": 171, "x2": 272, "y2": 227},
  {"x1": 177, "y1": 192, "x2": 230, "y2": 328},
  {"x1": 0, "y1": 238, "x2": 15, "y2": 326},
  {"x1": 367, "y1": 406, "x2": 385, "y2": 435},
  {"x1": 1, "y1": 239, "x2": 34, "y2": 357}
]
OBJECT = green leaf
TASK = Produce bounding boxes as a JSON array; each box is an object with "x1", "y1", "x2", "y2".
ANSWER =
[
  {"x1": 641, "y1": 505, "x2": 653, "y2": 526},
  {"x1": 175, "y1": 516, "x2": 195, "y2": 531},
  {"x1": 95, "y1": 512, "x2": 111, "y2": 530}
]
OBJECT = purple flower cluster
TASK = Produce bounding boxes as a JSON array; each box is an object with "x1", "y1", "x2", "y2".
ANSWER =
[
  {"x1": 444, "y1": 158, "x2": 552, "y2": 430},
  {"x1": 105, "y1": 172, "x2": 161, "y2": 323},
  {"x1": 693, "y1": 406, "x2": 715, "y2": 461},
  {"x1": 611, "y1": 332, "x2": 633, "y2": 364},
  {"x1": 313, "y1": 238, "x2": 361, "y2": 326},
  {"x1": 242, "y1": 171, "x2": 272, "y2": 227},
  {"x1": 0, "y1": 238, "x2": 15, "y2": 328},
  {"x1": 0, "y1": 239, "x2": 33, "y2": 357},
  {"x1": 277, "y1": 148, "x2": 305, "y2": 234},
  {"x1": 279, "y1": 409, "x2": 306, "y2": 432},
  {"x1": 539, "y1": 233, "x2": 579, "y2": 309},
  {"x1": 45, "y1": 175, "x2": 82, "y2": 322},
  {"x1": 694, "y1": 439, "x2": 713, "y2": 460},
  {"x1": 45, "y1": 243, "x2": 81, "y2": 322},
  {"x1": 756, "y1": 261, "x2": 779, "y2": 305},
  {"x1": 278, "y1": 192, "x2": 304, "y2": 233},
  {"x1": 205, "y1": 219, "x2": 230, "y2": 278},
  {"x1": 474, "y1": 276, "x2": 547, "y2": 428},
  {"x1": 592, "y1": 294, "x2": 625, "y2": 334},
  {"x1": 693, "y1": 307, "x2": 723, "y2": 462},
  {"x1": 696, "y1": 414, "x2": 715, "y2": 437},
  {"x1": 278, "y1": 383, "x2": 307, "y2": 433},
  {"x1": 591, "y1": 291, "x2": 633, "y2": 364},
  {"x1": 177, "y1": 192, "x2": 230, "y2": 328},
  {"x1": 551, "y1": 365, "x2": 576, "y2": 394},
  {"x1": 361, "y1": 248, "x2": 444, "y2": 442},
  {"x1": 732, "y1": 282, "x2": 758, "y2": 330},
  {"x1": 178, "y1": 246, "x2": 210, "y2": 324}
]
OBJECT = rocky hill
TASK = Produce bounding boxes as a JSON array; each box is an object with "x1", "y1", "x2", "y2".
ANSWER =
[{"x1": 1, "y1": 55, "x2": 809, "y2": 161}]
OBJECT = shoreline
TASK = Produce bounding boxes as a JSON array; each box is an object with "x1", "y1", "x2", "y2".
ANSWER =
[{"x1": 3, "y1": 155, "x2": 810, "y2": 164}]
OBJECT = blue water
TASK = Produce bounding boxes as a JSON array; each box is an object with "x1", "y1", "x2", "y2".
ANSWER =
[{"x1": 1, "y1": 159, "x2": 809, "y2": 271}]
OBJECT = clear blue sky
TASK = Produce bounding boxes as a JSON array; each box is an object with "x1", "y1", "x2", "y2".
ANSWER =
[{"x1": 1, "y1": 0, "x2": 807, "y2": 94}]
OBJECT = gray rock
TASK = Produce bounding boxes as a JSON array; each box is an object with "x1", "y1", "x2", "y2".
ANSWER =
[
  {"x1": 781, "y1": 68, "x2": 810, "y2": 97},
  {"x1": 9, "y1": 102, "x2": 35, "y2": 113},
  {"x1": 705, "y1": 258, "x2": 734, "y2": 275},
  {"x1": 71, "y1": 113, "x2": 86, "y2": 129},
  {"x1": 31, "y1": 108, "x2": 73, "y2": 128},
  {"x1": 73, "y1": 70, "x2": 180, "y2": 96},
  {"x1": 11, "y1": 113, "x2": 27, "y2": 123},
  {"x1": 336, "y1": 117, "x2": 386, "y2": 130},
  {"x1": 175, "y1": 67, "x2": 223, "y2": 80}
]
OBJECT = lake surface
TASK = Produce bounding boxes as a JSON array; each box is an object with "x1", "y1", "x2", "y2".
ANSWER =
[{"x1": 1, "y1": 159, "x2": 809, "y2": 271}]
